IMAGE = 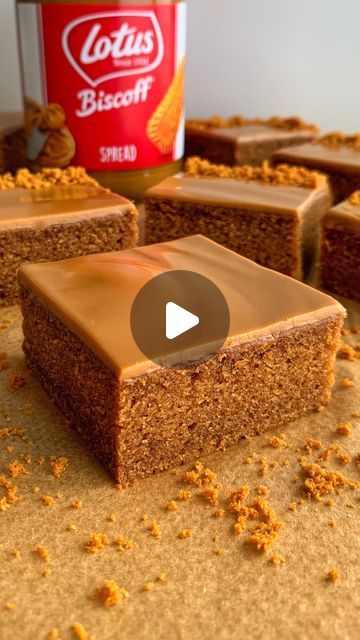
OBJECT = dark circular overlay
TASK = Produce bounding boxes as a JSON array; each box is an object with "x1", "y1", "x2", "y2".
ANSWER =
[{"x1": 130, "y1": 270, "x2": 230, "y2": 370}]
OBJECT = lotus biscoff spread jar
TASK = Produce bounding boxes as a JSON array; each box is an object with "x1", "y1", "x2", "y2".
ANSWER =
[{"x1": 16, "y1": 0, "x2": 186, "y2": 198}]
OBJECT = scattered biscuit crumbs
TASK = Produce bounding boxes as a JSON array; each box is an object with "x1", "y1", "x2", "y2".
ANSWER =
[
  {"x1": 7, "y1": 460, "x2": 28, "y2": 478},
  {"x1": 178, "y1": 529, "x2": 193, "y2": 539},
  {"x1": 0, "y1": 166, "x2": 100, "y2": 191},
  {"x1": 213, "y1": 546, "x2": 222, "y2": 555},
  {"x1": 270, "y1": 461, "x2": 278, "y2": 469},
  {"x1": 340, "y1": 378, "x2": 355, "y2": 388},
  {"x1": 259, "y1": 459, "x2": 269, "y2": 477},
  {"x1": 183, "y1": 461, "x2": 217, "y2": 487},
  {"x1": 143, "y1": 582, "x2": 155, "y2": 592},
  {"x1": 317, "y1": 405, "x2": 325, "y2": 413},
  {"x1": 21, "y1": 452, "x2": 32, "y2": 465},
  {"x1": 149, "y1": 520, "x2": 161, "y2": 540},
  {"x1": 94, "y1": 580, "x2": 129, "y2": 607},
  {"x1": 319, "y1": 131, "x2": 360, "y2": 150},
  {"x1": 185, "y1": 156, "x2": 324, "y2": 188},
  {"x1": 32, "y1": 486, "x2": 40, "y2": 494},
  {"x1": 327, "y1": 567, "x2": 341, "y2": 583},
  {"x1": 157, "y1": 573, "x2": 167, "y2": 583},
  {"x1": 66, "y1": 522, "x2": 77, "y2": 532},
  {"x1": 268, "y1": 433, "x2": 287, "y2": 448},
  {"x1": 255, "y1": 485, "x2": 268, "y2": 496},
  {"x1": 85, "y1": 533, "x2": 109, "y2": 553},
  {"x1": 141, "y1": 514, "x2": 148, "y2": 522},
  {"x1": 11, "y1": 548, "x2": 21, "y2": 559},
  {"x1": 199, "y1": 485, "x2": 219, "y2": 505},
  {"x1": 213, "y1": 508, "x2": 225, "y2": 518},
  {"x1": 166, "y1": 499, "x2": 178, "y2": 511},
  {"x1": 0, "y1": 427, "x2": 26, "y2": 439},
  {"x1": 341, "y1": 327, "x2": 351, "y2": 336},
  {"x1": 6, "y1": 446, "x2": 13, "y2": 454},
  {"x1": 71, "y1": 498, "x2": 83, "y2": 509},
  {"x1": 48, "y1": 629, "x2": 61, "y2": 640},
  {"x1": 337, "y1": 452, "x2": 351, "y2": 465},
  {"x1": 346, "y1": 501, "x2": 356, "y2": 509},
  {"x1": 49, "y1": 456, "x2": 68, "y2": 478},
  {"x1": 336, "y1": 421, "x2": 353, "y2": 436},
  {"x1": 5, "y1": 601, "x2": 15, "y2": 611},
  {"x1": 318, "y1": 442, "x2": 341, "y2": 462},
  {"x1": 329, "y1": 519, "x2": 337, "y2": 527},
  {"x1": 337, "y1": 343, "x2": 359, "y2": 361},
  {"x1": 71, "y1": 622, "x2": 91, "y2": 640},
  {"x1": 36, "y1": 546, "x2": 50, "y2": 562},
  {"x1": 187, "y1": 114, "x2": 317, "y2": 133},
  {"x1": 114, "y1": 534, "x2": 135, "y2": 552},
  {"x1": 7, "y1": 372, "x2": 25, "y2": 392},
  {"x1": 288, "y1": 501, "x2": 297, "y2": 512},
  {"x1": 107, "y1": 513, "x2": 116, "y2": 522},
  {"x1": 324, "y1": 498, "x2": 335, "y2": 507},
  {"x1": 43, "y1": 567, "x2": 52, "y2": 578},
  {"x1": 37, "y1": 456, "x2": 46, "y2": 465},
  {"x1": 0, "y1": 474, "x2": 20, "y2": 511},
  {"x1": 305, "y1": 438, "x2": 323, "y2": 455},
  {"x1": 270, "y1": 554, "x2": 285, "y2": 565},
  {"x1": 248, "y1": 520, "x2": 284, "y2": 552},
  {"x1": 41, "y1": 495, "x2": 55, "y2": 506},
  {"x1": 302, "y1": 461, "x2": 359, "y2": 500},
  {"x1": 177, "y1": 489, "x2": 192, "y2": 501}
]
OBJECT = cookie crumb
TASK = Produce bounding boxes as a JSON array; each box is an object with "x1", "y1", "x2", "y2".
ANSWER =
[
  {"x1": 41, "y1": 495, "x2": 55, "y2": 506},
  {"x1": 336, "y1": 421, "x2": 353, "y2": 436},
  {"x1": 149, "y1": 520, "x2": 161, "y2": 540},
  {"x1": 178, "y1": 529, "x2": 193, "y2": 539},
  {"x1": 36, "y1": 546, "x2": 50, "y2": 562},
  {"x1": 114, "y1": 534, "x2": 135, "y2": 552},
  {"x1": 270, "y1": 554, "x2": 285, "y2": 565},
  {"x1": 177, "y1": 489, "x2": 192, "y2": 501},
  {"x1": 7, "y1": 460, "x2": 27, "y2": 478},
  {"x1": 166, "y1": 499, "x2": 178, "y2": 511},
  {"x1": 66, "y1": 522, "x2": 77, "y2": 532},
  {"x1": 327, "y1": 567, "x2": 341, "y2": 582},
  {"x1": 143, "y1": 582, "x2": 155, "y2": 592},
  {"x1": 340, "y1": 378, "x2": 355, "y2": 388},
  {"x1": 5, "y1": 601, "x2": 15, "y2": 611},
  {"x1": 71, "y1": 622, "x2": 91, "y2": 640},
  {"x1": 94, "y1": 579, "x2": 129, "y2": 607},
  {"x1": 49, "y1": 456, "x2": 68, "y2": 478},
  {"x1": 85, "y1": 533, "x2": 109, "y2": 553},
  {"x1": 71, "y1": 498, "x2": 83, "y2": 509},
  {"x1": 157, "y1": 572, "x2": 167, "y2": 583}
]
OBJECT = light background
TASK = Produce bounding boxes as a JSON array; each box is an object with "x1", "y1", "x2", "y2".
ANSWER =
[{"x1": 1, "y1": 0, "x2": 360, "y2": 132}]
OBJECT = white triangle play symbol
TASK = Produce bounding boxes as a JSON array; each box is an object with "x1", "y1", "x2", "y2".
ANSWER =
[{"x1": 165, "y1": 302, "x2": 200, "y2": 340}]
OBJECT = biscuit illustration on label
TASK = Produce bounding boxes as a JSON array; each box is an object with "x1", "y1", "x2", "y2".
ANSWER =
[
  {"x1": 24, "y1": 97, "x2": 76, "y2": 168},
  {"x1": 146, "y1": 57, "x2": 185, "y2": 154}
]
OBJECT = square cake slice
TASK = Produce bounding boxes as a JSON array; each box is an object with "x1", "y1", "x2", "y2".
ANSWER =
[
  {"x1": 272, "y1": 133, "x2": 360, "y2": 203},
  {"x1": 19, "y1": 235, "x2": 345, "y2": 485},
  {"x1": 185, "y1": 115, "x2": 317, "y2": 166},
  {"x1": 0, "y1": 167, "x2": 138, "y2": 306},
  {"x1": 145, "y1": 157, "x2": 331, "y2": 279},
  {"x1": 319, "y1": 190, "x2": 360, "y2": 302}
]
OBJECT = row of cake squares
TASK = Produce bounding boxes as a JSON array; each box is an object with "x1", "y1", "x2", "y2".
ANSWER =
[{"x1": 0, "y1": 114, "x2": 359, "y2": 307}]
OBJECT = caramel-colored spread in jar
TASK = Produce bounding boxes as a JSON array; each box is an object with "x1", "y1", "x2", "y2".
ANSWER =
[{"x1": 17, "y1": 0, "x2": 186, "y2": 199}]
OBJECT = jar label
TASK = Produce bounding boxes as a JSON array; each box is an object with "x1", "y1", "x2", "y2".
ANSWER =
[{"x1": 17, "y1": 3, "x2": 186, "y2": 171}]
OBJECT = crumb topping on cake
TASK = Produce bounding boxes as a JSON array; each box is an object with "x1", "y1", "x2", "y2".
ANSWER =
[
  {"x1": 0, "y1": 167, "x2": 99, "y2": 191},
  {"x1": 186, "y1": 114, "x2": 317, "y2": 132},
  {"x1": 347, "y1": 190, "x2": 360, "y2": 206},
  {"x1": 317, "y1": 131, "x2": 360, "y2": 151},
  {"x1": 185, "y1": 156, "x2": 325, "y2": 188}
]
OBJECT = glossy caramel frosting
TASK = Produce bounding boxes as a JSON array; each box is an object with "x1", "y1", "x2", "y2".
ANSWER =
[
  {"x1": 273, "y1": 142, "x2": 360, "y2": 173},
  {"x1": 0, "y1": 185, "x2": 131, "y2": 228},
  {"x1": 188, "y1": 123, "x2": 313, "y2": 144},
  {"x1": 19, "y1": 235, "x2": 345, "y2": 380},
  {"x1": 323, "y1": 198, "x2": 360, "y2": 230},
  {"x1": 145, "y1": 173, "x2": 325, "y2": 214}
]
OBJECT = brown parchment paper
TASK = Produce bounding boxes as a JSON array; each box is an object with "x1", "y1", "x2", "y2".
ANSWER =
[{"x1": 0, "y1": 298, "x2": 359, "y2": 640}]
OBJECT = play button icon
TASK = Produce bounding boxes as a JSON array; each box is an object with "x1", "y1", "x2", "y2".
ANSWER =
[
  {"x1": 130, "y1": 270, "x2": 230, "y2": 370},
  {"x1": 166, "y1": 302, "x2": 199, "y2": 340}
]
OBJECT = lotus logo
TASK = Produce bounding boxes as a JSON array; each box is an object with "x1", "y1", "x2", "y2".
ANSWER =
[{"x1": 62, "y1": 11, "x2": 164, "y2": 87}]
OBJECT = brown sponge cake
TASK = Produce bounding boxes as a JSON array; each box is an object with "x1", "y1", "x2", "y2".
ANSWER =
[
  {"x1": 145, "y1": 157, "x2": 331, "y2": 279},
  {"x1": 19, "y1": 235, "x2": 345, "y2": 485},
  {"x1": 0, "y1": 167, "x2": 138, "y2": 306}
]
